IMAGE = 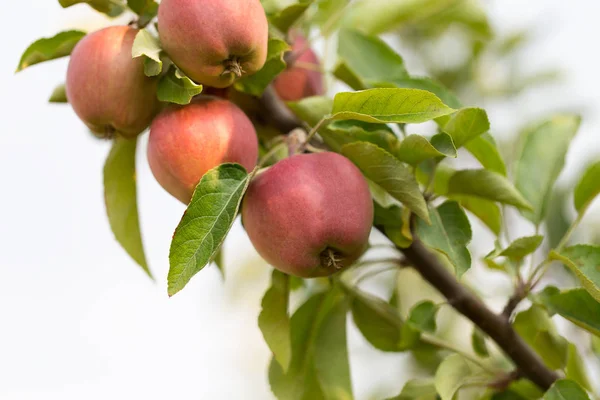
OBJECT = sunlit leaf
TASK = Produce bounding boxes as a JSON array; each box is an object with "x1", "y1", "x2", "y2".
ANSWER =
[
  {"x1": 574, "y1": 160, "x2": 600, "y2": 215},
  {"x1": 49, "y1": 83, "x2": 68, "y2": 103},
  {"x1": 16, "y1": 30, "x2": 86, "y2": 72},
  {"x1": 331, "y1": 88, "x2": 455, "y2": 124},
  {"x1": 235, "y1": 37, "x2": 289, "y2": 96},
  {"x1": 157, "y1": 67, "x2": 203, "y2": 105},
  {"x1": 103, "y1": 137, "x2": 151, "y2": 278},
  {"x1": 168, "y1": 164, "x2": 253, "y2": 296},
  {"x1": 132, "y1": 28, "x2": 163, "y2": 77},
  {"x1": 543, "y1": 380, "x2": 590, "y2": 400}
]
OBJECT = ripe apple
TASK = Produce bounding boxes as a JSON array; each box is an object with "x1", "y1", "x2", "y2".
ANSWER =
[
  {"x1": 148, "y1": 95, "x2": 259, "y2": 204},
  {"x1": 66, "y1": 26, "x2": 160, "y2": 138},
  {"x1": 158, "y1": 0, "x2": 269, "y2": 88},
  {"x1": 273, "y1": 34, "x2": 324, "y2": 102},
  {"x1": 242, "y1": 152, "x2": 373, "y2": 277}
]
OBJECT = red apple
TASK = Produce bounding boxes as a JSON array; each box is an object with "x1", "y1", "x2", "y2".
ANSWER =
[
  {"x1": 158, "y1": 0, "x2": 269, "y2": 88},
  {"x1": 273, "y1": 34, "x2": 324, "y2": 102},
  {"x1": 242, "y1": 152, "x2": 373, "y2": 277},
  {"x1": 148, "y1": 96, "x2": 259, "y2": 204},
  {"x1": 66, "y1": 26, "x2": 160, "y2": 138}
]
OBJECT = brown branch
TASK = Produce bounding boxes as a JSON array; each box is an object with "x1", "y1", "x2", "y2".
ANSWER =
[
  {"x1": 258, "y1": 86, "x2": 559, "y2": 391},
  {"x1": 402, "y1": 240, "x2": 558, "y2": 390}
]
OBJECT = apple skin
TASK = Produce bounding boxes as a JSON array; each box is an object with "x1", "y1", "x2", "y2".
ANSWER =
[
  {"x1": 273, "y1": 34, "x2": 324, "y2": 102},
  {"x1": 148, "y1": 96, "x2": 259, "y2": 204},
  {"x1": 242, "y1": 152, "x2": 373, "y2": 277},
  {"x1": 158, "y1": 0, "x2": 269, "y2": 88},
  {"x1": 66, "y1": 26, "x2": 160, "y2": 138}
]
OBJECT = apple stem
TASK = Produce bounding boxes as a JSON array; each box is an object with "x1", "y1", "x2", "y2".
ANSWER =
[
  {"x1": 321, "y1": 248, "x2": 343, "y2": 270},
  {"x1": 221, "y1": 57, "x2": 244, "y2": 78}
]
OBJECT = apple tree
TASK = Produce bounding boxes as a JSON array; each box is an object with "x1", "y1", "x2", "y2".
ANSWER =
[{"x1": 16, "y1": 0, "x2": 600, "y2": 398}]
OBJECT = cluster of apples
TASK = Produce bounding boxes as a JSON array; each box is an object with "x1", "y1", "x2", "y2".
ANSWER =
[{"x1": 65, "y1": 0, "x2": 373, "y2": 278}]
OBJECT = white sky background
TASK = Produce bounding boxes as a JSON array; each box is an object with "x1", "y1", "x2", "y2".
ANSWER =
[{"x1": 1, "y1": 1, "x2": 600, "y2": 399}]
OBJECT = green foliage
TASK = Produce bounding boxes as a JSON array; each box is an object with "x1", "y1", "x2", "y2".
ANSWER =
[
  {"x1": 16, "y1": 30, "x2": 85, "y2": 72},
  {"x1": 407, "y1": 301, "x2": 439, "y2": 333},
  {"x1": 396, "y1": 134, "x2": 456, "y2": 165},
  {"x1": 168, "y1": 164, "x2": 253, "y2": 296},
  {"x1": 417, "y1": 201, "x2": 472, "y2": 277},
  {"x1": 157, "y1": 68, "x2": 203, "y2": 105},
  {"x1": 259, "y1": 270, "x2": 292, "y2": 371},
  {"x1": 268, "y1": 0, "x2": 314, "y2": 33},
  {"x1": 540, "y1": 288, "x2": 600, "y2": 337},
  {"x1": 489, "y1": 235, "x2": 544, "y2": 261},
  {"x1": 471, "y1": 328, "x2": 489, "y2": 358},
  {"x1": 513, "y1": 305, "x2": 568, "y2": 370},
  {"x1": 349, "y1": 285, "x2": 418, "y2": 351},
  {"x1": 235, "y1": 37, "x2": 289, "y2": 96},
  {"x1": 434, "y1": 354, "x2": 488, "y2": 400},
  {"x1": 448, "y1": 169, "x2": 532, "y2": 211},
  {"x1": 464, "y1": 133, "x2": 507, "y2": 176},
  {"x1": 342, "y1": 142, "x2": 429, "y2": 222},
  {"x1": 551, "y1": 245, "x2": 600, "y2": 302},
  {"x1": 103, "y1": 137, "x2": 150, "y2": 278},
  {"x1": 574, "y1": 160, "x2": 600, "y2": 214},
  {"x1": 331, "y1": 88, "x2": 455, "y2": 124},
  {"x1": 515, "y1": 115, "x2": 581, "y2": 224},
  {"x1": 337, "y1": 29, "x2": 408, "y2": 88},
  {"x1": 387, "y1": 379, "x2": 437, "y2": 400},
  {"x1": 543, "y1": 380, "x2": 590, "y2": 400},
  {"x1": 440, "y1": 108, "x2": 490, "y2": 148},
  {"x1": 132, "y1": 29, "x2": 163, "y2": 77},
  {"x1": 48, "y1": 84, "x2": 68, "y2": 103},
  {"x1": 58, "y1": 0, "x2": 125, "y2": 16}
]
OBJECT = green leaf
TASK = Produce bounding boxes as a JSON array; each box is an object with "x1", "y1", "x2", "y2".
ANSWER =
[
  {"x1": 448, "y1": 169, "x2": 532, "y2": 211},
  {"x1": 464, "y1": 133, "x2": 507, "y2": 176},
  {"x1": 496, "y1": 235, "x2": 544, "y2": 261},
  {"x1": 269, "y1": 0, "x2": 314, "y2": 33},
  {"x1": 349, "y1": 286, "x2": 417, "y2": 352},
  {"x1": 49, "y1": 84, "x2": 68, "y2": 103},
  {"x1": 550, "y1": 245, "x2": 600, "y2": 303},
  {"x1": 103, "y1": 137, "x2": 151, "y2": 278},
  {"x1": 337, "y1": 29, "x2": 408, "y2": 85},
  {"x1": 16, "y1": 30, "x2": 86, "y2": 72},
  {"x1": 58, "y1": 0, "x2": 125, "y2": 16},
  {"x1": 288, "y1": 96, "x2": 331, "y2": 125},
  {"x1": 566, "y1": 343, "x2": 593, "y2": 391},
  {"x1": 434, "y1": 354, "x2": 487, "y2": 400},
  {"x1": 440, "y1": 108, "x2": 490, "y2": 148},
  {"x1": 330, "y1": 88, "x2": 455, "y2": 124},
  {"x1": 127, "y1": 0, "x2": 158, "y2": 16},
  {"x1": 342, "y1": 142, "x2": 429, "y2": 222},
  {"x1": 311, "y1": 0, "x2": 347, "y2": 36},
  {"x1": 313, "y1": 297, "x2": 353, "y2": 400},
  {"x1": 168, "y1": 164, "x2": 253, "y2": 296},
  {"x1": 326, "y1": 120, "x2": 400, "y2": 155},
  {"x1": 454, "y1": 195, "x2": 502, "y2": 236},
  {"x1": 513, "y1": 305, "x2": 568, "y2": 370},
  {"x1": 157, "y1": 68, "x2": 203, "y2": 105},
  {"x1": 234, "y1": 37, "x2": 289, "y2": 96},
  {"x1": 541, "y1": 288, "x2": 600, "y2": 337},
  {"x1": 389, "y1": 77, "x2": 462, "y2": 109},
  {"x1": 259, "y1": 270, "x2": 292, "y2": 372},
  {"x1": 211, "y1": 247, "x2": 224, "y2": 279},
  {"x1": 132, "y1": 28, "x2": 162, "y2": 77},
  {"x1": 546, "y1": 189, "x2": 571, "y2": 248},
  {"x1": 333, "y1": 62, "x2": 367, "y2": 90},
  {"x1": 416, "y1": 201, "x2": 472, "y2": 277},
  {"x1": 574, "y1": 160, "x2": 600, "y2": 214},
  {"x1": 270, "y1": 288, "x2": 346, "y2": 399},
  {"x1": 471, "y1": 328, "x2": 489, "y2": 358},
  {"x1": 387, "y1": 379, "x2": 438, "y2": 400},
  {"x1": 543, "y1": 380, "x2": 590, "y2": 400},
  {"x1": 515, "y1": 115, "x2": 581, "y2": 224},
  {"x1": 407, "y1": 301, "x2": 439, "y2": 333},
  {"x1": 396, "y1": 134, "x2": 456, "y2": 165}
]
